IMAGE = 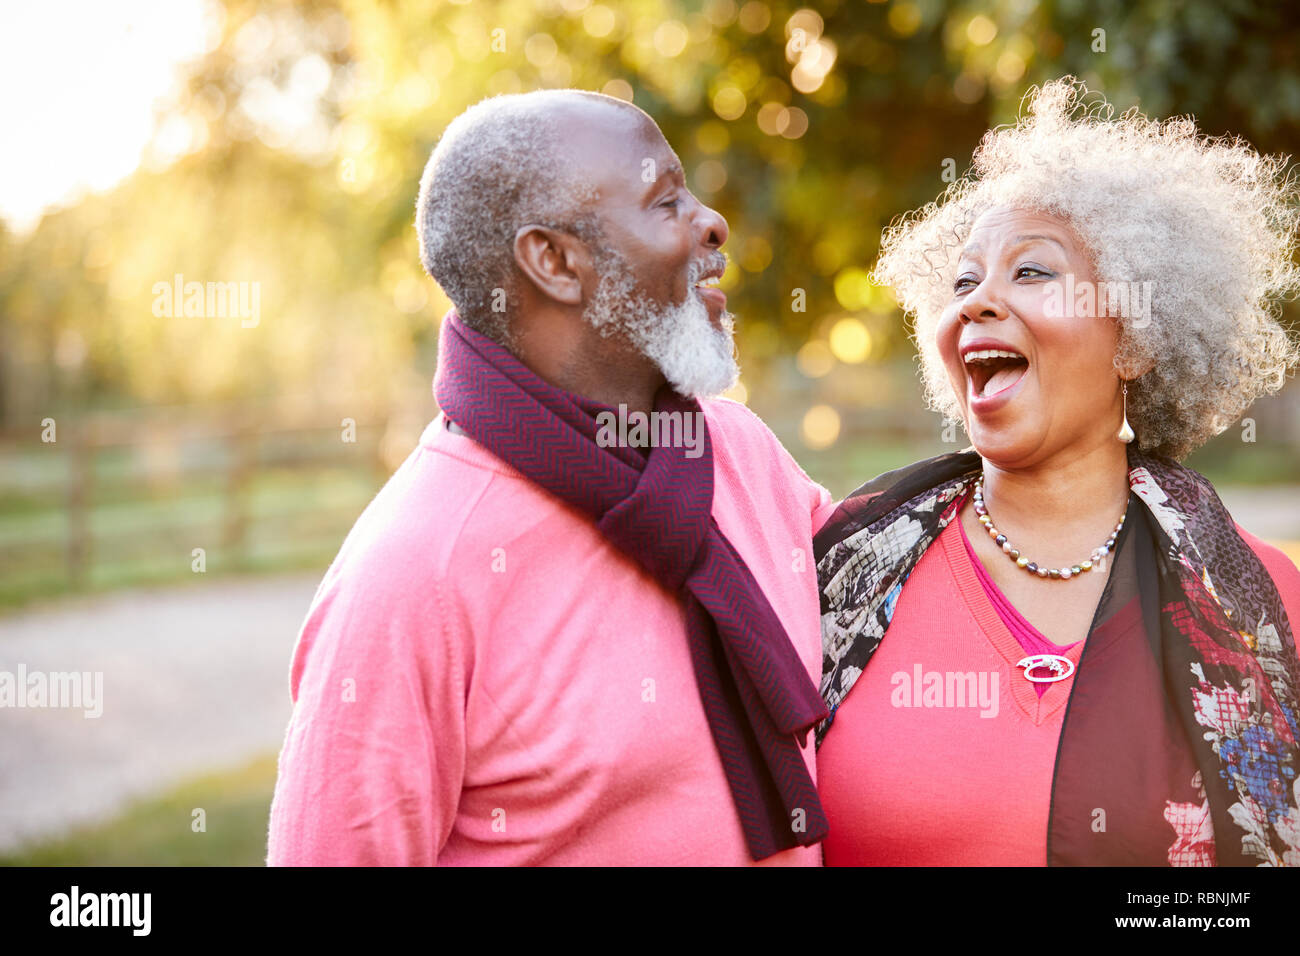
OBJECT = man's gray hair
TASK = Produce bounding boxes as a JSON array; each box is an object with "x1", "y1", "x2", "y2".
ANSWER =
[{"x1": 415, "y1": 90, "x2": 623, "y2": 345}]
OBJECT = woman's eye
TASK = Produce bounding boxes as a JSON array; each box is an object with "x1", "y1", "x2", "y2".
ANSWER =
[
  {"x1": 953, "y1": 276, "x2": 977, "y2": 292},
  {"x1": 1017, "y1": 266, "x2": 1051, "y2": 279},
  {"x1": 659, "y1": 197, "x2": 680, "y2": 209}
]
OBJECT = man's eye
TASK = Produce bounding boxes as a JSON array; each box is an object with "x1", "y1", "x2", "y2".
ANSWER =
[{"x1": 659, "y1": 197, "x2": 680, "y2": 209}]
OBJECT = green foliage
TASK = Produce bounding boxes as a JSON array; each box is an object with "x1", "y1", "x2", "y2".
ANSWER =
[
  {"x1": 2, "y1": 0, "x2": 1296, "y2": 441},
  {"x1": 0, "y1": 754, "x2": 278, "y2": 866}
]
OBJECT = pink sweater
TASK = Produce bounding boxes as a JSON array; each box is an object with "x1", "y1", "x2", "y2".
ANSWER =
[
  {"x1": 267, "y1": 398, "x2": 836, "y2": 866},
  {"x1": 818, "y1": 509, "x2": 1300, "y2": 866}
]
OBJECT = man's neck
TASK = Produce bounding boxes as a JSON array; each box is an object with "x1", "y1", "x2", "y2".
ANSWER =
[
  {"x1": 555, "y1": 371, "x2": 661, "y2": 416},
  {"x1": 515, "y1": 311, "x2": 664, "y2": 416}
]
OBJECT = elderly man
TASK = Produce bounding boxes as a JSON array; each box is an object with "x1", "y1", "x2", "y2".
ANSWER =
[{"x1": 267, "y1": 90, "x2": 835, "y2": 865}]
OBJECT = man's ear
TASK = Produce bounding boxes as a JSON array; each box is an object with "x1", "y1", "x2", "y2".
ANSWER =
[{"x1": 512, "y1": 225, "x2": 589, "y2": 307}]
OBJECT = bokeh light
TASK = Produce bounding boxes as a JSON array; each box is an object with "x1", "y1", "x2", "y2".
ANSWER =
[{"x1": 801, "y1": 404, "x2": 842, "y2": 449}]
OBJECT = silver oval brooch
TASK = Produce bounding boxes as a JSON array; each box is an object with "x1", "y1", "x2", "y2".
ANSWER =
[{"x1": 1016, "y1": 654, "x2": 1075, "y2": 683}]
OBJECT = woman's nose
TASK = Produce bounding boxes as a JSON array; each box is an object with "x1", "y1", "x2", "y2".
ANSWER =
[{"x1": 960, "y1": 280, "x2": 1008, "y2": 324}]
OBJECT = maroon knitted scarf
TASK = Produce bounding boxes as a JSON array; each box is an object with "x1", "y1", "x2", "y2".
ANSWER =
[{"x1": 433, "y1": 312, "x2": 828, "y2": 860}]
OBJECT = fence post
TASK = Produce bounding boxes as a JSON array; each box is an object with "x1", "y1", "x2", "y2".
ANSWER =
[
  {"x1": 66, "y1": 421, "x2": 91, "y2": 588},
  {"x1": 222, "y1": 416, "x2": 255, "y2": 567}
]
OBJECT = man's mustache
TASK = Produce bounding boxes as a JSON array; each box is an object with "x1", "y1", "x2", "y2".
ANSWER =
[{"x1": 688, "y1": 252, "x2": 729, "y2": 283}]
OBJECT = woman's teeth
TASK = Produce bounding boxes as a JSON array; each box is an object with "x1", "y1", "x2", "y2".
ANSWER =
[{"x1": 965, "y1": 349, "x2": 1022, "y2": 361}]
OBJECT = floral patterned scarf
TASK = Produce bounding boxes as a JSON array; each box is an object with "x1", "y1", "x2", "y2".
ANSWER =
[{"x1": 814, "y1": 447, "x2": 1300, "y2": 866}]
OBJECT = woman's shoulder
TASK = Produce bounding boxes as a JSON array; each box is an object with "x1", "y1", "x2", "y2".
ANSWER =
[
  {"x1": 1234, "y1": 523, "x2": 1300, "y2": 606},
  {"x1": 814, "y1": 452, "x2": 979, "y2": 555},
  {"x1": 1233, "y1": 529, "x2": 1300, "y2": 688}
]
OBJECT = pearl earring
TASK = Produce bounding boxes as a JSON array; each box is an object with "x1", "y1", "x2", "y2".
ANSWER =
[{"x1": 1117, "y1": 379, "x2": 1135, "y2": 443}]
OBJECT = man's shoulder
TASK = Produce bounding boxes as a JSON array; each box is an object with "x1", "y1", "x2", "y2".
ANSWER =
[
  {"x1": 698, "y1": 397, "x2": 834, "y2": 529},
  {"x1": 698, "y1": 396, "x2": 785, "y2": 458},
  {"x1": 326, "y1": 421, "x2": 564, "y2": 585},
  {"x1": 700, "y1": 395, "x2": 771, "y2": 431},
  {"x1": 701, "y1": 397, "x2": 823, "y2": 483}
]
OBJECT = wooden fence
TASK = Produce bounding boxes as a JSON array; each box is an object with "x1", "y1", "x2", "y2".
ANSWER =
[{"x1": 0, "y1": 397, "x2": 430, "y2": 601}]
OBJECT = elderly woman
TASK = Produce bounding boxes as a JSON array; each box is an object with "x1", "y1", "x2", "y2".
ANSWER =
[{"x1": 814, "y1": 78, "x2": 1300, "y2": 866}]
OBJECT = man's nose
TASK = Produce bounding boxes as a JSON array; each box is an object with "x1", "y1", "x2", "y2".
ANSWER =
[{"x1": 697, "y1": 201, "x2": 728, "y2": 249}]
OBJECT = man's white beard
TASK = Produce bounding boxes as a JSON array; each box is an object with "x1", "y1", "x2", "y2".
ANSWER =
[{"x1": 584, "y1": 253, "x2": 739, "y2": 400}]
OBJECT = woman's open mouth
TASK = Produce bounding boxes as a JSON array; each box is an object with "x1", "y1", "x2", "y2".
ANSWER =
[{"x1": 963, "y1": 346, "x2": 1029, "y2": 403}]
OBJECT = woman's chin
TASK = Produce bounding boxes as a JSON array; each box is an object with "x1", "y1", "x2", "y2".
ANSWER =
[{"x1": 965, "y1": 422, "x2": 1042, "y2": 467}]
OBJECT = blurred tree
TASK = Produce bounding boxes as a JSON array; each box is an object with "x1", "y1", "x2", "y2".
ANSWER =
[{"x1": 2, "y1": 0, "x2": 1297, "y2": 427}]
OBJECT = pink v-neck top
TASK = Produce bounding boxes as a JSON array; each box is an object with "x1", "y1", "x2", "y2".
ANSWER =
[
  {"x1": 816, "y1": 506, "x2": 1300, "y2": 866},
  {"x1": 957, "y1": 514, "x2": 1078, "y2": 698}
]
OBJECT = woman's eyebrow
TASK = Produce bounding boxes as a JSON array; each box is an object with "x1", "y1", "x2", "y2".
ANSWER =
[
  {"x1": 1012, "y1": 234, "x2": 1067, "y2": 251},
  {"x1": 961, "y1": 235, "x2": 1067, "y2": 260}
]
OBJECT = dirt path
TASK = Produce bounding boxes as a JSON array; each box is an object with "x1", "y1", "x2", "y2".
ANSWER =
[{"x1": 0, "y1": 573, "x2": 320, "y2": 852}]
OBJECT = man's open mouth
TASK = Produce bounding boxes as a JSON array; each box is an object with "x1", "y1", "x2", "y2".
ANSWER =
[
  {"x1": 694, "y1": 266, "x2": 724, "y2": 291},
  {"x1": 691, "y1": 261, "x2": 728, "y2": 322},
  {"x1": 964, "y1": 347, "x2": 1029, "y2": 398}
]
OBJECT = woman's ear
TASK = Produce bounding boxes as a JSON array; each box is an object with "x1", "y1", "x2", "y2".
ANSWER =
[
  {"x1": 1117, "y1": 354, "x2": 1157, "y2": 379},
  {"x1": 512, "y1": 225, "x2": 589, "y2": 307},
  {"x1": 1110, "y1": 312, "x2": 1157, "y2": 379}
]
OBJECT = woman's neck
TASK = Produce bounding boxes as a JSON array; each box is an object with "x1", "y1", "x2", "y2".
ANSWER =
[{"x1": 975, "y1": 438, "x2": 1132, "y2": 565}]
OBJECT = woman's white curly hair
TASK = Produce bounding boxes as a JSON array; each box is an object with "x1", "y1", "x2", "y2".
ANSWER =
[{"x1": 873, "y1": 77, "x2": 1300, "y2": 461}]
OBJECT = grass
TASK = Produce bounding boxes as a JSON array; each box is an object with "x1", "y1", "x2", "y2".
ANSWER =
[
  {"x1": 0, "y1": 463, "x2": 381, "y2": 611},
  {"x1": 0, "y1": 754, "x2": 279, "y2": 867}
]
